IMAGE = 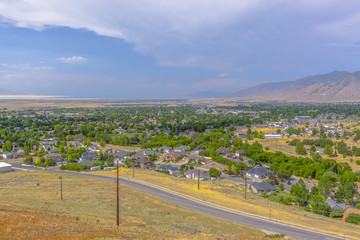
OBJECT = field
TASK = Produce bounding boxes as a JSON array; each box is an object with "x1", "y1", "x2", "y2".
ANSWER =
[
  {"x1": 89, "y1": 168, "x2": 360, "y2": 239},
  {"x1": 0, "y1": 171, "x2": 266, "y2": 240}
]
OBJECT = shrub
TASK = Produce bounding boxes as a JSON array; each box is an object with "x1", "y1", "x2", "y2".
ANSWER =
[
  {"x1": 60, "y1": 164, "x2": 88, "y2": 171},
  {"x1": 329, "y1": 211, "x2": 344, "y2": 219},
  {"x1": 345, "y1": 213, "x2": 360, "y2": 225}
]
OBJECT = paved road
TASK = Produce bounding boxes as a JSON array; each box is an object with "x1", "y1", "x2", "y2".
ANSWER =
[{"x1": 8, "y1": 163, "x2": 348, "y2": 240}]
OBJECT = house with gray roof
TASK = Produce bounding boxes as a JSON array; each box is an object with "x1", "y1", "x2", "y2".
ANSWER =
[
  {"x1": 325, "y1": 198, "x2": 349, "y2": 212},
  {"x1": 80, "y1": 151, "x2": 97, "y2": 161},
  {"x1": 41, "y1": 145, "x2": 52, "y2": 152},
  {"x1": 109, "y1": 150, "x2": 129, "y2": 159},
  {"x1": 216, "y1": 147, "x2": 231, "y2": 155},
  {"x1": 246, "y1": 167, "x2": 273, "y2": 179},
  {"x1": 249, "y1": 182, "x2": 277, "y2": 194},
  {"x1": 174, "y1": 145, "x2": 190, "y2": 152},
  {"x1": 158, "y1": 146, "x2": 172, "y2": 153},
  {"x1": 157, "y1": 164, "x2": 180, "y2": 176},
  {"x1": 2, "y1": 151, "x2": 13, "y2": 159},
  {"x1": 184, "y1": 169, "x2": 210, "y2": 181},
  {"x1": 283, "y1": 178, "x2": 314, "y2": 193}
]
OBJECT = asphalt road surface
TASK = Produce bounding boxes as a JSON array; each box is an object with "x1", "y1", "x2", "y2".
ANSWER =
[{"x1": 8, "y1": 163, "x2": 349, "y2": 240}]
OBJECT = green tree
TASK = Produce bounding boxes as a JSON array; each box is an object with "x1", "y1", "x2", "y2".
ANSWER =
[
  {"x1": 318, "y1": 171, "x2": 337, "y2": 198},
  {"x1": 325, "y1": 144, "x2": 333, "y2": 156},
  {"x1": 3, "y1": 140, "x2": 13, "y2": 152},
  {"x1": 295, "y1": 141, "x2": 306, "y2": 155},
  {"x1": 99, "y1": 139, "x2": 106, "y2": 147},
  {"x1": 23, "y1": 156, "x2": 33, "y2": 164},
  {"x1": 209, "y1": 168, "x2": 221, "y2": 178}
]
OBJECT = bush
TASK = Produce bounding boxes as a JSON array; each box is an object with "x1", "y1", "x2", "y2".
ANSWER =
[
  {"x1": 356, "y1": 160, "x2": 360, "y2": 165},
  {"x1": 281, "y1": 197, "x2": 292, "y2": 205},
  {"x1": 60, "y1": 164, "x2": 88, "y2": 171},
  {"x1": 23, "y1": 156, "x2": 33, "y2": 164},
  {"x1": 264, "y1": 147, "x2": 269, "y2": 150},
  {"x1": 264, "y1": 233, "x2": 286, "y2": 238},
  {"x1": 345, "y1": 213, "x2": 360, "y2": 225},
  {"x1": 329, "y1": 211, "x2": 345, "y2": 219},
  {"x1": 209, "y1": 168, "x2": 221, "y2": 178}
]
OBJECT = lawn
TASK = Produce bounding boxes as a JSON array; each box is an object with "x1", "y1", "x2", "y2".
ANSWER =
[{"x1": 0, "y1": 171, "x2": 265, "y2": 240}]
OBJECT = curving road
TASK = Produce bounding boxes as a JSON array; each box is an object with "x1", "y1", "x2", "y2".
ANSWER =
[{"x1": 8, "y1": 163, "x2": 349, "y2": 240}]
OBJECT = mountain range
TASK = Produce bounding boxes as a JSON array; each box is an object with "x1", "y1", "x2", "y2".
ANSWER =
[
  {"x1": 231, "y1": 71, "x2": 360, "y2": 102},
  {"x1": 0, "y1": 88, "x2": 23, "y2": 95}
]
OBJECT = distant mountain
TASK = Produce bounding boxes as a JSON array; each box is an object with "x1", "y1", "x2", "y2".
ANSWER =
[
  {"x1": 189, "y1": 91, "x2": 230, "y2": 98},
  {"x1": 231, "y1": 71, "x2": 360, "y2": 102},
  {"x1": 0, "y1": 88, "x2": 24, "y2": 95}
]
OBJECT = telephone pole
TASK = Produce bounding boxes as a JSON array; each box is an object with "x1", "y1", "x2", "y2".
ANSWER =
[
  {"x1": 244, "y1": 176, "x2": 247, "y2": 199},
  {"x1": 59, "y1": 176, "x2": 63, "y2": 200},
  {"x1": 197, "y1": 169, "x2": 200, "y2": 190},
  {"x1": 132, "y1": 161, "x2": 135, "y2": 178},
  {"x1": 116, "y1": 158, "x2": 119, "y2": 226}
]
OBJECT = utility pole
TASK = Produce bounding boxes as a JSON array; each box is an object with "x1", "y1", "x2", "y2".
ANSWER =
[
  {"x1": 116, "y1": 158, "x2": 119, "y2": 226},
  {"x1": 244, "y1": 176, "x2": 247, "y2": 199},
  {"x1": 132, "y1": 161, "x2": 135, "y2": 178},
  {"x1": 59, "y1": 176, "x2": 63, "y2": 200},
  {"x1": 197, "y1": 169, "x2": 200, "y2": 190}
]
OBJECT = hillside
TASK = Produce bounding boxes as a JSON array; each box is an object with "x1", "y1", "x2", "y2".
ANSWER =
[{"x1": 232, "y1": 71, "x2": 360, "y2": 102}]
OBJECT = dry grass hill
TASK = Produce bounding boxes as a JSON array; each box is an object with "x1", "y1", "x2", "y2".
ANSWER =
[{"x1": 232, "y1": 71, "x2": 360, "y2": 102}]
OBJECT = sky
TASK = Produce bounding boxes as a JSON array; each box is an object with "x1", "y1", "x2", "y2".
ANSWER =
[{"x1": 0, "y1": 1, "x2": 360, "y2": 98}]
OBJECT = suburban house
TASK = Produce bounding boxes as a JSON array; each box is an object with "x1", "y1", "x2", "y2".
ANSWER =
[
  {"x1": 246, "y1": 167, "x2": 273, "y2": 179},
  {"x1": 80, "y1": 151, "x2": 97, "y2": 161},
  {"x1": 186, "y1": 154, "x2": 206, "y2": 163},
  {"x1": 184, "y1": 169, "x2": 210, "y2": 181},
  {"x1": 234, "y1": 149, "x2": 245, "y2": 158},
  {"x1": 234, "y1": 129, "x2": 247, "y2": 138},
  {"x1": 135, "y1": 150, "x2": 160, "y2": 157},
  {"x1": 42, "y1": 145, "x2": 52, "y2": 151},
  {"x1": 88, "y1": 144, "x2": 100, "y2": 151},
  {"x1": 15, "y1": 148, "x2": 24, "y2": 158},
  {"x1": 216, "y1": 147, "x2": 231, "y2": 155},
  {"x1": 264, "y1": 134, "x2": 283, "y2": 139},
  {"x1": 249, "y1": 182, "x2": 277, "y2": 194},
  {"x1": 174, "y1": 145, "x2": 190, "y2": 152},
  {"x1": 109, "y1": 150, "x2": 129, "y2": 159},
  {"x1": 157, "y1": 164, "x2": 180, "y2": 176},
  {"x1": 134, "y1": 157, "x2": 154, "y2": 169},
  {"x1": 193, "y1": 147, "x2": 209, "y2": 155},
  {"x1": 283, "y1": 178, "x2": 314, "y2": 193},
  {"x1": 325, "y1": 198, "x2": 348, "y2": 212},
  {"x1": 158, "y1": 146, "x2": 172, "y2": 153},
  {"x1": 164, "y1": 152, "x2": 182, "y2": 161},
  {"x1": 2, "y1": 151, "x2": 13, "y2": 159},
  {"x1": 49, "y1": 147, "x2": 59, "y2": 154},
  {"x1": 342, "y1": 207, "x2": 360, "y2": 222}
]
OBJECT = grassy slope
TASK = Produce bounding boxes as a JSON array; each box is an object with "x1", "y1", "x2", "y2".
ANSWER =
[
  {"x1": 89, "y1": 169, "x2": 360, "y2": 239},
  {"x1": 0, "y1": 171, "x2": 264, "y2": 240}
]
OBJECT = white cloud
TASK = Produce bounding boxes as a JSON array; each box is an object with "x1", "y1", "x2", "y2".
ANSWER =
[
  {"x1": 1, "y1": 1, "x2": 360, "y2": 73},
  {"x1": 58, "y1": 56, "x2": 88, "y2": 63},
  {"x1": 218, "y1": 73, "x2": 228, "y2": 78}
]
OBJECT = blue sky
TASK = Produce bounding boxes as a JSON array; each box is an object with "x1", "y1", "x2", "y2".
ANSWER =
[{"x1": 1, "y1": 1, "x2": 360, "y2": 98}]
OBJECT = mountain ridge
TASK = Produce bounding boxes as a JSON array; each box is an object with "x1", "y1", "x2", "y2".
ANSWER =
[{"x1": 231, "y1": 71, "x2": 360, "y2": 102}]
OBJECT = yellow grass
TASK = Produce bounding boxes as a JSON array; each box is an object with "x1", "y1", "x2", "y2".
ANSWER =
[
  {"x1": 0, "y1": 171, "x2": 265, "y2": 240},
  {"x1": 89, "y1": 169, "x2": 360, "y2": 239}
]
